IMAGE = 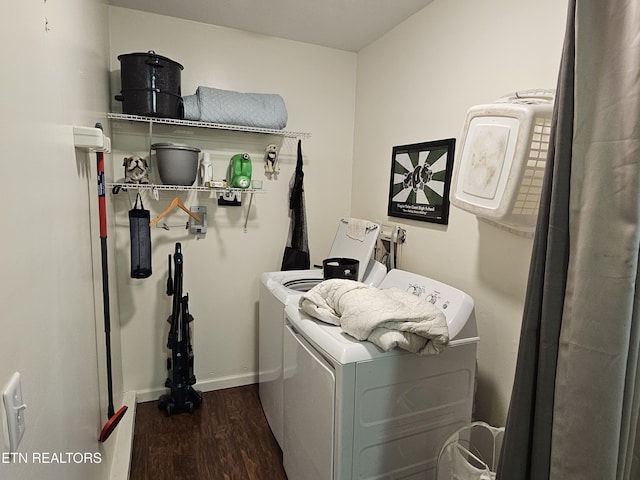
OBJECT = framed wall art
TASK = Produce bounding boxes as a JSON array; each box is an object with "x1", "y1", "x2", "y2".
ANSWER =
[{"x1": 387, "y1": 138, "x2": 456, "y2": 224}]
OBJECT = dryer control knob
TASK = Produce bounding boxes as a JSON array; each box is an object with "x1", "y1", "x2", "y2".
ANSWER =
[
  {"x1": 408, "y1": 284, "x2": 425, "y2": 296},
  {"x1": 426, "y1": 292, "x2": 439, "y2": 304}
]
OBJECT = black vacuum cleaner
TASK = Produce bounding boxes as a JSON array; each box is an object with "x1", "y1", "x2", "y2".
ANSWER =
[{"x1": 158, "y1": 242, "x2": 202, "y2": 415}]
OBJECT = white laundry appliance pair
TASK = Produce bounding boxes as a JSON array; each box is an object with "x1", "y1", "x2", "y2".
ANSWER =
[
  {"x1": 259, "y1": 219, "x2": 386, "y2": 448},
  {"x1": 282, "y1": 269, "x2": 480, "y2": 480}
]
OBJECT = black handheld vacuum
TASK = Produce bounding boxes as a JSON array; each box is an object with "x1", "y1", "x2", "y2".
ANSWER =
[{"x1": 158, "y1": 243, "x2": 203, "y2": 415}]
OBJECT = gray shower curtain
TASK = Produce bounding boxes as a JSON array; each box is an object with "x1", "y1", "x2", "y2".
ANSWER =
[{"x1": 497, "y1": 1, "x2": 640, "y2": 479}]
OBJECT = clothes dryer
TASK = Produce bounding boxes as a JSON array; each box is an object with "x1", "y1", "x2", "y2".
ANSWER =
[
  {"x1": 282, "y1": 269, "x2": 480, "y2": 480},
  {"x1": 259, "y1": 219, "x2": 386, "y2": 447}
]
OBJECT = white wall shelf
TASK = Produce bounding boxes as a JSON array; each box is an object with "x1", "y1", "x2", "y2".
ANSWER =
[
  {"x1": 107, "y1": 112, "x2": 311, "y2": 139},
  {"x1": 107, "y1": 182, "x2": 265, "y2": 195},
  {"x1": 108, "y1": 183, "x2": 264, "y2": 232},
  {"x1": 73, "y1": 125, "x2": 111, "y2": 152},
  {"x1": 106, "y1": 112, "x2": 297, "y2": 233}
]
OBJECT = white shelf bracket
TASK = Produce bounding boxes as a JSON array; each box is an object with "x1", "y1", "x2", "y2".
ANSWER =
[{"x1": 73, "y1": 125, "x2": 111, "y2": 152}]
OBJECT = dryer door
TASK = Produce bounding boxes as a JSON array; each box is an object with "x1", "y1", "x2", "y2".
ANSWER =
[{"x1": 283, "y1": 323, "x2": 336, "y2": 480}]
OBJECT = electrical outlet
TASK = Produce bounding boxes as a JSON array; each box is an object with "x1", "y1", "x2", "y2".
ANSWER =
[{"x1": 2, "y1": 372, "x2": 26, "y2": 452}]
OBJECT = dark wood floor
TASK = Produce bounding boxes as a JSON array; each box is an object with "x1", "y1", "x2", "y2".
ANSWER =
[{"x1": 129, "y1": 384, "x2": 288, "y2": 480}]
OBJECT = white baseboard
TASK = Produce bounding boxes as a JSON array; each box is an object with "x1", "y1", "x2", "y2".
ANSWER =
[
  {"x1": 109, "y1": 391, "x2": 137, "y2": 480},
  {"x1": 134, "y1": 372, "x2": 258, "y2": 404}
]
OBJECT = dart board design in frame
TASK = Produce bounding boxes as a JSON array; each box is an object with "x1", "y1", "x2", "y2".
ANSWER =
[{"x1": 387, "y1": 138, "x2": 456, "y2": 224}]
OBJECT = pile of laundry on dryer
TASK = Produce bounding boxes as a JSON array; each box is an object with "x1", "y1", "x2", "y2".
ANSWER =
[{"x1": 299, "y1": 278, "x2": 450, "y2": 355}]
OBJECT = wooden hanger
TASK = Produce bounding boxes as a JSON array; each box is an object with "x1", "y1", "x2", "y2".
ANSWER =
[{"x1": 150, "y1": 197, "x2": 202, "y2": 227}]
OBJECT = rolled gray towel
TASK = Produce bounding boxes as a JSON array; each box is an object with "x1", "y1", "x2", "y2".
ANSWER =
[
  {"x1": 183, "y1": 86, "x2": 288, "y2": 129},
  {"x1": 182, "y1": 94, "x2": 200, "y2": 120}
]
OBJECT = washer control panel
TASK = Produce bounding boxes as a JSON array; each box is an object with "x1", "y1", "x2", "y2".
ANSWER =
[
  {"x1": 380, "y1": 270, "x2": 474, "y2": 339},
  {"x1": 408, "y1": 284, "x2": 452, "y2": 312}
]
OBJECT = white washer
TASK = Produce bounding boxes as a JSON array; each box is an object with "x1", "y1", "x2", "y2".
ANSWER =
[
  {"x1": 259, "y1": 220, "x2": 386, "y2": 448},
  {"x1": 282, "y1": 269, "x2": 480, "y2": 480}
]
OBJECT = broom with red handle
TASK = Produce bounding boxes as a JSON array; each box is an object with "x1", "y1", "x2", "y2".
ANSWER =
[{"x1": 95, "y1": 123, "x2": 128, "y2": 442}]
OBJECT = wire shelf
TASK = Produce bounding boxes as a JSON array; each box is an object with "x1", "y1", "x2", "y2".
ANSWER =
[
  {"x1": 107, "y1": 113, "x2": 311, "y2": 139},
  {"x1": 107, "y1": 182, "x2": 265, "y2": 194}
]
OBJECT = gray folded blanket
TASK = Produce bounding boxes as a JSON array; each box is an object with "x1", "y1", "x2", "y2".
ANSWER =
[{"x1": 183, "y1": 86, "x2": 288, "y2": 129}]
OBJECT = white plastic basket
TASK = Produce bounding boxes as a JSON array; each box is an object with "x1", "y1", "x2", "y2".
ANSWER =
[
  {"x1": 451, "y1": 90, "x2": 554, "y2": 236},
  {"x1": 436, "y1": 421, "x2": 505, "y2": 480}
]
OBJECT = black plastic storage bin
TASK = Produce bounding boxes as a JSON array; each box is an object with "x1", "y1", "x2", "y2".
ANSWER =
[
  {"x1": 115, "y1": 50, "x2": 184, "y2": 118},
  {"x1": 322, "y1": 257, "x2": 360, "y2": 281}
]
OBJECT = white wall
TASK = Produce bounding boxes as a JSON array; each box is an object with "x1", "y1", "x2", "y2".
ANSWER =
[
  {"x1": 0, "y1": 1, "x2": 122, "y2": 479},
  {"x1": 352, "y1": 0, "x2": 568, "y2": 425},
  {"x1": 108, "y1": 7, "x2": 358, "y2": 399},
  {"x1": 109, "y1": 1, "x2": 570, "y2": 427}
]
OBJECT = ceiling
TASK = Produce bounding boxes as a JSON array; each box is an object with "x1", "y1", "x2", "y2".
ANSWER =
[{"x1": 108, "y1": 0, "x2": 435, "y2": 52}]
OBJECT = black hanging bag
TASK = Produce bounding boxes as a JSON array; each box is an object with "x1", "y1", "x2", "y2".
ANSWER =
[
  {"x1": 281, "y1": 140, "x2": 310, "y2": 270},
  {"x1": 129, "y1": 193, "x2": 152, "y2": 278}
]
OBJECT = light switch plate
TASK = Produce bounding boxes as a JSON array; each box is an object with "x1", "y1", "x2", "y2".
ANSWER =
[
  {"x1": 2, "y1": 372, "x2": 25, "y2": 452},
  {"x1": 0, "y1": 406, "x2": 7, "y2": 452},
  {"x1": 188, "y1": 206, "x2": 207, "y2": 235}
]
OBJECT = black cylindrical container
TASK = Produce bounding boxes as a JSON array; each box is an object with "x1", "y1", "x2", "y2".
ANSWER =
[
  {"x1": 115, "y1": 51, "x2": 184, "y2": 118},
  {"x1": 322, "y1": 258, "x2": 360, "y2": 281}
]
